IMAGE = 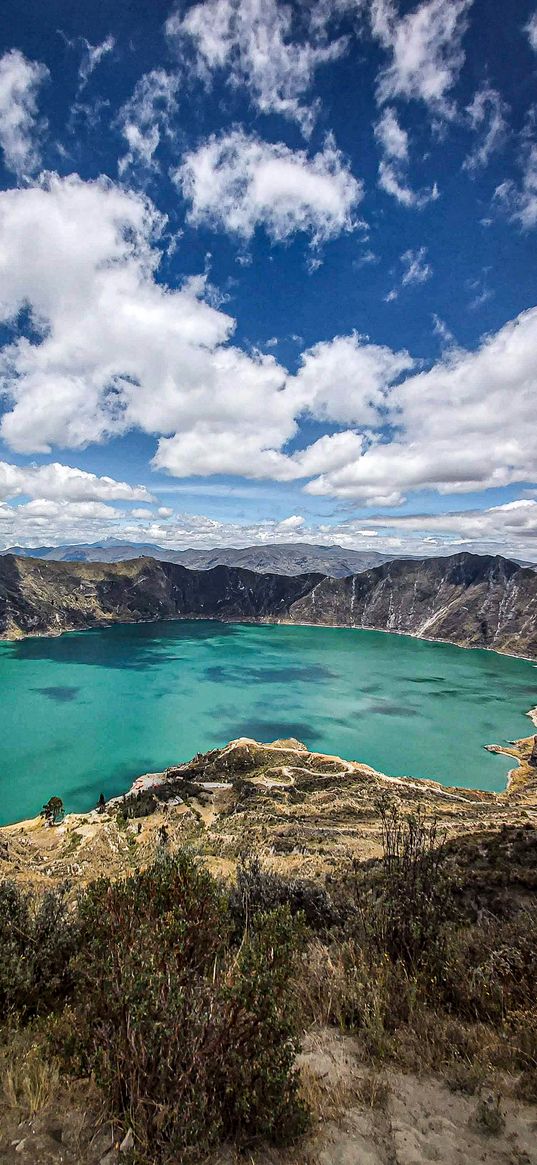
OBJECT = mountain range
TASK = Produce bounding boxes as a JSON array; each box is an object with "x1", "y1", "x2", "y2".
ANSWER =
[
  {"x1": 1, "y1": 550, "x2": 536, "y2": 658},
  {"x1": 0, "y1": 539, "x2": 394, "y2": 576}
]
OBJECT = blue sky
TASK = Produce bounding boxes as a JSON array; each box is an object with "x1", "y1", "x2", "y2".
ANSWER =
[{"x1": 0, "y1": 0, "x2": 536, "y2": 558}]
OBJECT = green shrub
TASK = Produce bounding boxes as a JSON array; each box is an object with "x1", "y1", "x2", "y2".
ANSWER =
[
  {"x1": 65, "y1": 852, "x2": 307, "y2": 1163},
  {"x1": 0, "y1": 881, "x2": 76, "y2": 1019},
  {"x1": 229, "y1": 857, "x2": 338, "y2": 936},
  {"x1": 439, "y1": 909, "x2": 537, "y2": 1021}
]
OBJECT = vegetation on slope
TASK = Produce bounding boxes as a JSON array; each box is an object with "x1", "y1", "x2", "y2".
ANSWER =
[
  {"x1": 1, "y1": 803, "x2": 537, "y2": 1163},
  {"x1": 0, "y1": 852, "x2": 307, "y2": 1163}
]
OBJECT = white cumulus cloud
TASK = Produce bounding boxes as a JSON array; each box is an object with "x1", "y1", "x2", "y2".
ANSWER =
[
  {"x1": 175, "y1": 129, "x2": 363, "y2": 245},
  {"x1": 385, "y1": 246, "x2": 432, "y2": 300},
  {"x1": 371, "y1": 0, "x2": 472, "y2": 117},
  {"x1": 306, "y1": 307, "x2": 537, "y2": 504},
  {"x1": 117, "y1": 69, "x2": 180, "y2": 173},
  {"x1": 374, "y1": 106, "x2": 409, "y2": 160},
  {"x1": 374, "y1": 109, "x2": 439, "y2": 208},
  {"x1": 78, "y1": 35, "x2": 115, "y2": 89},
  {"x1": 464, "y1": 85, "x2": 508, "y2": 173},
  {"x1": 401, "y1": 246, "x2": 432, "y2": 285},
  {"x1": 0, "y1": 461, "x2": 153, "y2": 504},
  {"x1": 290, "y1": 332, "x2": 413, "y2": 425},
  {"x1": 495, "y1": 139, "x2": 537, "y2": 230},
  {"x1": 526, "y1": 11, "x2": 537, "y2": 52},
  {"x1": 1, "y1": 172, "x2": 537, "y2": 521}
]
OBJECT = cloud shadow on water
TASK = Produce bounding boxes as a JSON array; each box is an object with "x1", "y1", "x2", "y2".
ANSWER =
[
  {"x1": 366, "y1": 699, "x2": 420, "y2": 717},
  {"x1": 7, "y1": 619, "x2": 240, "y2": 670},
  {"x1": 204, "y1": 663, "x2": 334, "y2": 685},
  {"x1": 32, "y1": 685, "x2": 80, "y2": 702}
]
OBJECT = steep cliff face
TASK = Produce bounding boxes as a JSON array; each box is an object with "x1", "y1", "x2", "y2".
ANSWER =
[
  {"x1": 287, "y1": 553, "x2": 537, "y2": 657},
  {"x1": 0, "y1": 554, "x2": 321, "y2": 638},
  {"x1": 0, "y1": 551, "x2": 536, "y2": 658}
]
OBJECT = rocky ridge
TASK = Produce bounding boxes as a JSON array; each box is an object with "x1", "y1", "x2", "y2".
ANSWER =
[
  {"x1": 0, "y1": 539, "x2": 392, "y2": 577},
  {"x1": 288, "y1": 552, "x2": 537, "y2": 657},
  {"x1": 0, "y1": 550, "x2": 537, "y2": 657}
]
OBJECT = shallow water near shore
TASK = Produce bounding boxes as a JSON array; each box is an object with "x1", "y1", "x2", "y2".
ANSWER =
[{"x1": 0, "y1": 619, "x2": 536, "y2": 824}]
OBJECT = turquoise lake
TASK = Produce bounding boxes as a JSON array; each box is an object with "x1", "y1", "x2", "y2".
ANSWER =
[{"x1": 0, "y1": 619, "x2": 536, "y2": 824}]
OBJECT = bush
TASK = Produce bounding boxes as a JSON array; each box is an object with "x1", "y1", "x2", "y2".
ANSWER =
[
  {"x1": 358, "y1": 799, "x2": 456, "y2": 973},
  {"x1": 0, "y1": 881, "x2": 76, "y2": 1020},
  {"x1": 66, "y1": 852, "x2": 307, "y2": 1163},
  {"x1": 439, "y1": 909, "x2": 537, "y2": 1021},
  {"x1": 229, "y1": 857, "x2": 339, "y2": 937}
]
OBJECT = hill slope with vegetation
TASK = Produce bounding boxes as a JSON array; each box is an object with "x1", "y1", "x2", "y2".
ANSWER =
[{"x1": 1, "y1": 732, "x2": 537, "y2": 1164}]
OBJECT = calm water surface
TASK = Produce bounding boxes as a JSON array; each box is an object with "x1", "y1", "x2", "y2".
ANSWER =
[{"x1": 0, "y1": 620, "x2": 536, "y2": 824}]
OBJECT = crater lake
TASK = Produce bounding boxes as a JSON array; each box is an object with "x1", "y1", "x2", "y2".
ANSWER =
[{"x1": 1, "y1": 619, "x2": 536, "y2": 824}]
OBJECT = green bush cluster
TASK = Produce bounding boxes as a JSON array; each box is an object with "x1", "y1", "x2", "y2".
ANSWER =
[
  {"x1": 359, "y1": 798, "x2": 457, "y2": 972},
  {"x1": 2, "y1": 810, "x2": 537, "y2": 1160},
  {"x1": 229, "y1": 855, "x2": 339, "y2": 936},
  {"x1": 0, "y1": 854, "x2": 307, "y2": 1164},
  {"x1": 299, "y1": 804, "x2": 537, "y2": 1099},
  {"x1": 0, "y1": 881, "x2": 76, "y2": 1019}
]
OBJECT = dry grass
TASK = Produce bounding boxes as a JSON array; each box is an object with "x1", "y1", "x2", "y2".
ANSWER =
[
  {"x1": 354, "y1": 1069, "x2": 390, "y2": 1110},
  {"x1": 294, "y1": 929, "x2": 537, "y2": 1109},
  {"x1": 2, "y1": 1032, "x2": 60, "y2": 1117},
  {"x1": 298, "y1": 1065, "x2": 351, "y2": 1123},
  {"x1": 294, "y1": 939, "x2": 350, "y2": 1029},
  {"x1": 298, "y1": 1061, "x2": 389, "y2": 1124}
]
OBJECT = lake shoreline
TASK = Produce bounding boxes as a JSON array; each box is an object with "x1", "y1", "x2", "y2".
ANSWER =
[
  {"x1": 2, "y1": 732, "x2": 536, "y2": 881},
  {"x1": 2, "y1": 716, "x2": 536, "y2": 829},
  {"x1": 2, "y1": 610, "x2": 536, "y2": 662}
]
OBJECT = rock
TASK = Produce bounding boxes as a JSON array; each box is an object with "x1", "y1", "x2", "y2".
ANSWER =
[
  {"x1": 89, "y1": 1124, "x2": 115, "y2": 1158},
  {"x1": 12, "y1": 1132, "x2": 73, "y2": 1163},
  {"x1": 289, "y1": 553, "x2": 537, "y2": 658},
  {"x1": 59, "y1": 1110, "x2": 89, "y2": 1151},
  {"x1": 472, "y1": 1091, "x2": 505, "y2": 1134},
  {"x1": 317, "y1": 1124, "x2": 384, "y2": 1165},
  {"x1": 119, "y1": 1129, "x2": 134, "y2": 1152}
]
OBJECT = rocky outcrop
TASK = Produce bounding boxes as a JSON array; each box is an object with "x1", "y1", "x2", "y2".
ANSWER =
[{"x1": 1, "y1": 550, "x2": 536, "y2": 657}]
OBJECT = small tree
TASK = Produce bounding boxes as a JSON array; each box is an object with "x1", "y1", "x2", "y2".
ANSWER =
[
  {"x1": 97, "y1": 793, "x2": 106, "y2": 813},
  {"x1": 41, "y1": 796, "x2": 64, "y2": 826}
]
